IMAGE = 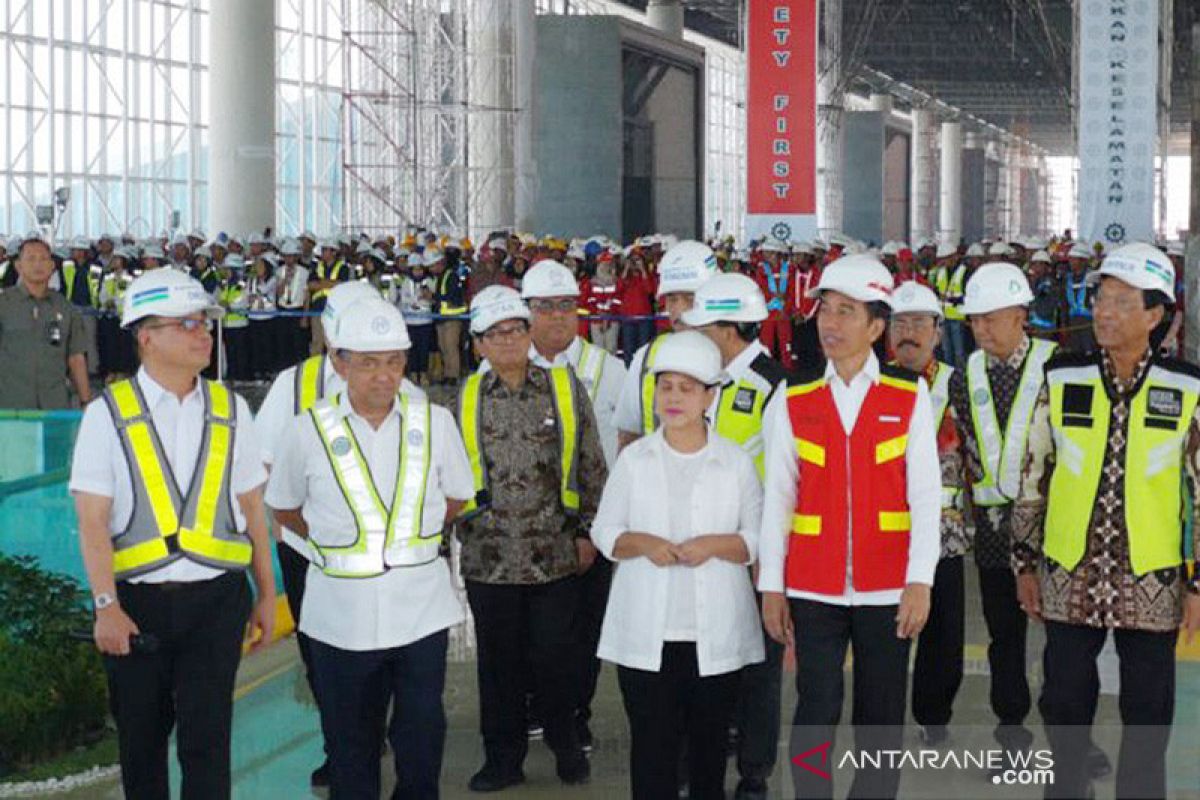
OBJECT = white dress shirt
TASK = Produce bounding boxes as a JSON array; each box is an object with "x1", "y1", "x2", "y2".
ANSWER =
[
  {"x1": 613, "y1": 339, "x2": 653, "y2": 435},
  {"x1": 264, "y1": 392, "x2": 474, "y2": 652},
  {"x1": 756, "y1": 351, "x2": 940, "y2": 605},
  {"x1": 275, "y1": 264, "x2": 310, "y2": 309},
  {"x1": 591, "y1": 429, "x2": 765, "y2": 676},
  {"x1": 69, "y1": 368, "x2": 267, "y2": 584}
]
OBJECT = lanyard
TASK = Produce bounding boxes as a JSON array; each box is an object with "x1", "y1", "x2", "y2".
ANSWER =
[{"x1": 763, "y1": 261, "x2": 790, "y2": 311}]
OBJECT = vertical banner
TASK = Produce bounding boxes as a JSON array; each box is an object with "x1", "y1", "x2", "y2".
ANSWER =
[
  {"x1": 745, "y1": 0, "x2": 818, "y2": 243},
  {"x1": 1077, "y1": 0, "x2": 1158, "y2": 246}
]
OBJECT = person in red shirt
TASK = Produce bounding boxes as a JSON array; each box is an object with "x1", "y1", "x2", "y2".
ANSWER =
[
  {"x1": 582, "y1": 251, "x2": 620, "y2": 354},
  {"x1": 753, "y1": 239, "x2": 796, "y2": 369},
  {"x1": 617, "y1": 251, "x2": 657, "y2": 363},
  {"x1": 790, "y1": 245, "x2": 823, "y2": 369},
  {"x1": 894, "y1": 248, "x2": 930, "y2": 288}
]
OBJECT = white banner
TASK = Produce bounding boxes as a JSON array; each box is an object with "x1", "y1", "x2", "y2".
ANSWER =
[{"x1": 1077, "y1": 0, "x2": 1158, "y2": 246}]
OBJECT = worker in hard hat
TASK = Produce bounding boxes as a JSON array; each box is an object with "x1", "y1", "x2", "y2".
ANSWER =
[
  {"x1": 753, "y1": 238, "x2": 797, "y2": 369},
  {"x1": 682, "y1": 272, "x2": 789, "y2": 800},
  {"x1": 938, "y1": 243, "x2": 978, "y2": 368},
  {"x1": 591, "y1": 330, "x2": 764, "y2": 800},
  {"x1": 759, "y1": 254, "x2": 940, "y2": 799},
  {"x1": 885, "y1": 282, "x2": 968, "y2": 747},
  {"x1": 266, "y1": 296, "x2": 472, "y2": 799},
  {"x1": 789, "y1": 243, "x2": 823, "y2": 367},
  {"x1": 1027, "y1": 250, "x2": 1060, "y2": 340},
  {"x1": 308, "y1": 240, "x2": 350, "y2": 355},
  {"x1": 514, "y1": 258, "x2": 627, "y2": 750},
  {"x1": 948, "y1": 262, "x2": 1061, "y2": 774},
  {"x1": 1012, "y1": 243, "x2": 1200, "y2": 798},
  {"x1": 613, "y1": 239, "x2": 719, "y2": 450},
  {"x1": 1061, "y1": 243, "x2": 1097, "y2": 353},
  {"x1": 70, "y1": 269, "x2": 276, "y2": 799},
  {"x1": 255, "y1": 280, "x2": 424, "y2": 788},
  {"x1": 456, "y1": 285, "x2": 607, "y2": 791},
  {"x1": 430, "y1": 248, "x2": 468, "y2": 382}
]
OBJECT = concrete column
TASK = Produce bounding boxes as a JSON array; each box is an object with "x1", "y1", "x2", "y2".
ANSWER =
[
  {"x1": 513, "y1": 0, "x2": 537, "y2": 233},
  {"x1": 646, "y1": 0, "x2": 684, "y2": 40},
  {"x1": 910, "y1": 108, "x2": 938, "y2": 244},
  {"x1": 868, "y1": 93, "x2": 893, "y2": 114},
  {"x1": 208, "y1": 0, "x2": 275, "y2": 234},
  {"x1": 816, "y1": 0, "x2": 844, "y2": 235},
  {"x1": 938, "y1": 121, "x2": 962, "y2": 246},
  {"x1": 467, "y1": 1, "x2": 516, "y2": 240},
  {"x1": 1185, "y1": 22, "x2": 1200, "y2": 360}
]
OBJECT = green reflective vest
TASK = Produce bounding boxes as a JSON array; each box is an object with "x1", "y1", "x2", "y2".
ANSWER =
[
  {"x1": 638, "y1": 335, "x2": 670, "y2": 435},
  {"x1": 1044, "y1": 354, "x2": 1199, "y2": 575},
  {"x1": 713, "y1": 350, "x2": 786, "y2": 479},
  {"x1": 943, "y1": 264, "x2": 968, "y2": 321},
  {"x1": 294, "y1": 354, "x2": 329, "y2": 414}
]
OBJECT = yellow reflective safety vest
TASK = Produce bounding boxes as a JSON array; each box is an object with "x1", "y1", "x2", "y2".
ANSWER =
[
  {"x1": 293, "y1": 354, "x2": 329, "y2": 414},
  {"x1": 927, "y1": 361, "x2": 962, "y2": 511},
  {"x1": 64, "y1": 260, "x2": 102, "y2": 306},
  {"x1": 1043, "y1": 353, "x2": 1199, "y2": 575},
  {"x1": 942, "y1": 264, "x2": 968, "y2": 321},
  {"x1": 638, "y1": 334, "x2": 670, "y2": 435},
  {"x1": 714, "y1": 350, "x2": 787, "y2": 479},
  {"x1": 308, "y1": 392, "x2": 438, "y2": 576},
  {"x1": 102, "y1": 378, "x2": 250, "y2": 580},
  {"x1": 311, "y1": 259, "x2": 346, "y2": 302},
  {"x1": 966, "y1": 338, "x2": 1056, "y2": 506},
  {"x1": 458, "y1": 366, "x2": 581, "y2": 519},
  {"x1": 573, "y1": 339, "x2": 607, "y2": 404}
]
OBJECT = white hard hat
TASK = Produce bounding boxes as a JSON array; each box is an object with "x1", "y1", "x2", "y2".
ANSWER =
[
  {"x1": 423, "y1": 249, "x2": 445, "y2": 266},
  {"x1": 70, "y1": 236, "x2": 91, "y2": 251},
  {"x1": 521, "y1": 259, "x2": 580, "y2": 299},
  {"x1": 759, "y1": 237, "x2": 789, "y2": 254},
  {"x1": 886, "y1": 281, "x2": 942, "y2": 318},
  {"x1": 809, "y1": 254, "x2": 894, "y2": 303},
  {"x1": 960, "y1": 262, "x2": 1034, "y2": 315},
  {"x1": 1088, "y1": 242, "x2": 1175, "y2": 300},
  {"x1": 657, "y1": 240, "x2": 718, "y2": 296},
  {"x1": 1166, "y1": 241, "x2": 1185, "y2": 258},
  {"x1": 121, "y1": 269, "x2": 224, "y2": 329},
  {"x1": 988, "y1": 242, "x2": 1013, "y2": 257},
  {"x1": 811, "y1": 237, "x2": 829, "y2": 251},
  {"x1": 1031, "y1": 250, "x2": 1052, "y2": 264},
  {"x1": 170, "y1": 232, "x2": 190, "y2": 248},
  {"x1": 224, "y1": 254, "x2": 246, "y2": 270},
  {"x1": 330, "y1": 297, "x2": 411, "y2": 352},
  {"x1": 1067, "y1": 242, "x2": 1093, "y2": 260},
  {"x1": 936, "y1": 242, "x2": 957, "y2": 259},
  {"x1": 323, "y1": 281, "x2": 384, "y2": 348},
  {"x1": 681, "y1": 272, "x2": 769, "y2": 327},
  {"x1": 280, "y1": 238, "x2": 302, "y2": 256},
  {"x1": 790, "y1": 240, "x2": 813, "y2": 256},
  {"x1": 188, "y1": 228, "x2": 206, "y2": 241},
  {"x1": 659, "y1": 234, "x2": 680, "y2": 251},
  {"x1": 965, "y1": 243, "x2": 985, "y2": 257},
  {"x1": 648, "y1": 330, "x2": 723, "y2": 386},
  {"x1": 470, "y1": 285, "x2": 530, "y2": 335},
  {"x1": 880, "y1": 240, "x2": 902, "y2": 257}
]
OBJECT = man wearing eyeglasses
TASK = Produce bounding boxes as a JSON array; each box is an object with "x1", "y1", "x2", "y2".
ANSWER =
[
  {"x1": 70, "y1": 269, "x2": 276, "y2": 800},
  {"x1": 455, "y1": 285, "x2": 607, "y2": 792}
]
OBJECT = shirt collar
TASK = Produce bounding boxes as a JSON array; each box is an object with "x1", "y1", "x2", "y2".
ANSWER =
[
  {"x1": 1101, "y1": 348, "x2": 1152, "y2": 398},
  {"x1": 985, "y1": 335, "x2": 1030, "y2": 370},
  {"x1": 334, "y1": 389, "x2": 403, "y2": 422},
  {"x1": 136, "y1": 366, "x2": 202, "y2": 408},
  {"x1": 481, "y1": 362, "x2": 547, "y2": 393},
  {"x1": 528, "y1": 339, "x2": 577, "y2": 368},
  {"x1": 724, "y1": 340, "x2": 768, "y2": 381},
  {"x1": 823, "y1": 349, "x2": 880, "y2": 387}
]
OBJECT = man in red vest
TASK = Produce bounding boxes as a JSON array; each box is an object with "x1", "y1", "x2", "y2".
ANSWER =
[
  {"x1": 754, "y1": 238, "x2": 796, "y2": 369},
  {"x1": 758, "y1": 254, "x2": 941, "y2": 799}
]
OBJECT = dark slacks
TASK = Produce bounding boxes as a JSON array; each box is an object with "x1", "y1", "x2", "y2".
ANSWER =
[
  {"x1": 978, "y1": 565, "x2": 1032, "y2": 746},
  {"x1": 104, "y1": 571, "x2": 251, "y2": 800},
  {"x1": 573, "y1": 556, "x2": 613, "y2": 723},
  {"x1": 618, "y1": 642, "x2": 741, "y2": 800},
  {"x1": 276, "y1": 540, "x2": 314, "y2": 684},
  {"x1": 465, "y1": 577, "x2": 582, "y2": 770},
  {"x1": 736, "y1": 606, "x2": 785, "y2": 783},
  {"x1": 309, "y1": 629, "x2": 449, "y2": 800},
  {"x1": 912, "y1": 556, "x2": 965, "y2": 728},
  {"x1": 789, "y1": 599, "x2": 911, "y2": 800},
  {"x1": 1039, "y1": 621, "x2": 1176, "y2": 800},
  {"x1": 406, "y1": 323, "x2": 435, "y2": 377}
]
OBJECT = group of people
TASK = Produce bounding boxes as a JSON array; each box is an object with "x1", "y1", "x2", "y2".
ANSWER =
[{"x1": 67, "y1": 230, "x2": 1200, "y2": 800}]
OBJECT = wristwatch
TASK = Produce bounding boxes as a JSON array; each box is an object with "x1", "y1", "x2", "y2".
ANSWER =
[{"x1": 93, "y1": 592, "x2": 116, "y2": 611}]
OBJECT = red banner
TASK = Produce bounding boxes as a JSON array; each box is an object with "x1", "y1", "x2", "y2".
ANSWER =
[{"x1": 745, "y1": 0, "x2": 818, "y2": 241}]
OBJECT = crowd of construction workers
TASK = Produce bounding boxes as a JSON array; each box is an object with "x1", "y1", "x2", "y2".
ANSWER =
[{"x1": 52, "y1": 222, "x2": 1200, "y2": 800}]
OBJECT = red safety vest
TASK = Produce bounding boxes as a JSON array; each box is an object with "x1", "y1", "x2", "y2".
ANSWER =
[{"x1": 785, "y1": 365, "x2": 919, "y2": 595}]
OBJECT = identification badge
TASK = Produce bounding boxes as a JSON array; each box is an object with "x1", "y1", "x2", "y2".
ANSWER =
[
  {"x1": 1147, "y1": 387, "x2": 1183, "y2": 418},
  {"x1": 972, "y1": 388, "x2": 991, "y2": 407},
  {"x1": 732, "y1": 387, "x2": 757, "y2": 413},
  {"x1": 407, "y1": 429, "x2": 425, "y2": 447},
  {"x1": 331, "y1": 436, "x2": 352, "y2": 456}
]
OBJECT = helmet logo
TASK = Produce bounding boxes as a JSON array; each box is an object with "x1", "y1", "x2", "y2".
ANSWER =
[{"x1": 371, "y1": 316, "x2": 391, "y2": 335}]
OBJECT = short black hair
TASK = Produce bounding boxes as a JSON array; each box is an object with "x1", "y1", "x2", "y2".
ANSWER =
[
  {"x1": 16, "y1": 238, "x2": 52, "y2": 259},
  {"x1": 713, "y1": 320, "x2": 762, "y2": 343},
  {"x1": 866, "y1": 301, "x2": 891, "y2": 322}
]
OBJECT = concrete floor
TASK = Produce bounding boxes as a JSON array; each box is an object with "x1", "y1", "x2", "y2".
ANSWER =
[{"x1": 59, "y1": 568, "x2": 1200, "y2": 800}]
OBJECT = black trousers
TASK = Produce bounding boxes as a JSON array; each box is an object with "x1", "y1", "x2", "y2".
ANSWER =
[
  {"x1": 736, "y1": 605, "x2": 785, "y2": 782},
  {"x1": 1040, "y1": 621, "x2": 1176, "y2": 800},
  {"x1": 309, "y1": 629, "x2": 449, "y2": 800},
  {"x1": 978, "y1": 565, "x2": 1032, "y2": 745},
  {"x1": 789, "y1": 599, "x2": 911, "y2": 800},
  {"x1": 276, "y1": 539, "x2": 327, "y2": 764},
  {"x1": 912, "y1": 556, "x2": 965, "y2": 728},
  {"x1": 406, "y1": 323, "x2": 434, "y2": 376},
  {"x1": 618, "y1": 643, "x2": 741, "y2": 800},
  {"x1": 223, "y1": 326, "x2": 250, "y2": 381},
  {"x1": 104, "y1": 572, "x2": 251, "y2": 800},
  {"x1": 465, "y1": 577, "x2": 582, "y2": 770},
  {"x1": 574, "y1": 555, "x2": 613, "y2": 722},
  {"x1": 792, "y1": 316, "x2": 822, "y2": 371}
]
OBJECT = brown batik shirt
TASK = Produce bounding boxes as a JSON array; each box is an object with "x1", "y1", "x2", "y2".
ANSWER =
[
  {"x1": 456, "y1": 364, "x2": 607, "y2": 585},
  {"x1": 1012, "y1": 349, "x2": 1200, "y2": 631}
]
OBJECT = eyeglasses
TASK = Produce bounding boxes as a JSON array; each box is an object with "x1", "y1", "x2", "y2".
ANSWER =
[
  {"x1": 528, "y1": 299, "x2": 577, "y2": 314},
  {"x1": 480, "y1": 323, "x2": 529, "y2": 342},
  {"x1": 142, "y1": 317, "x2": 213, "y2": 333},
  {"x1": 890, "y1": 316, "x2": 937, "y2": 334}
]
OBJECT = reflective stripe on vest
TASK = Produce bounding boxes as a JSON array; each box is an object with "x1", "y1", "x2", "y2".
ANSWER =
[
  {"x1": 311, "y1": 260, "x2": 345, "y2": 302},
  {"x1": 967, "y1": 339, "x2": 1056, "y2": 505},
  {"x1": 714, "y1": 365, "x2": 776, "y2": 479},
  {"x1": 1044, "y1": 361, "x2": 1197, "y2": 575},
  {"x1": 64, "y1": 261, "x2": 102, "y2": 306},
  {"x1": 294, "y1": 354, "x2": 328, "y2": 414},
  {"x1": 308, "y1": 393, "x2": 437, "y2": 576},
  {"x1": 458, "y1": 366, "x2": 581, "y2": 519},
  {"x1": 1065, "y1": 275, "x2": 1092, "y2": 319},
  {"x1": 929, "y1": 362, "x2": 958, "y2": 510},
  {"x1": 438, "y1": 270, "x2": 466, "y2": 315},
  {"x1": 638, "y1": 335, "x2": 669, "y2": 435},
  {"x1": 943, "y1": 264, "x2": 967, "y2": 320},
  {"x1": 102, "y1": 378, "x2": 249, "y2": 580},
  {"x1": 574, "y1": 339, "x2": 606, "y2": 403}
]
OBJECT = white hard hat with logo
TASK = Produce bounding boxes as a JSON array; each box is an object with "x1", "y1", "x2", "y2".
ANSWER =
[
  {"x1": 988, "y1": 242, "x2": 1013, "y2": 257},
  {"x1": 960, "y1": 262, "x2": 1033, "y2": 315},
  {"x1": 681, "y1": 272, "x2": 768, "y2": 327},
  {"x1": 1031, "y1": 250, "x2": 1052, "y2": 264},
  {"x1": 657, "y1": 240, "x2": 718, "y2": 296},
  {"x1": 759, "y1": 237, "x2": 789, "y2": 254},
  {"x1": 648, "y1": 330, "x2": 723, "y2": 385},
  {"x1": 809, "y1": 254, "x2": 894, "y2": 303},
  {"x1": 323, "y1": 281, "x2": 384, "y2": 348},
  {"x1": 330, "y1": 297, "x2": 411, "y2": 352},
  {"x1": 965, "y1": 243, "x2": 985, "y2": 257},
  {"x1": 470, "y1": 285, "x2": 531, "y2": 334},
  {"x1": 1087, "y1": 242, "x2": 1175, "y2": 301},
  {"x1": 1067, "y1": 242, "x2": 1093, "y2": 260},
  {"x1": 887, "y1": 281, "x2": 942, "y2": 318},
  {"x1": 121, "y1": 269, "x2": 224, "y2": 329},
  {"x1": 521, "y1": 259, "x2": 580, "y2": 299},
  {"x1": 936, "y1": 242, "x2": 957, "y2": 259}
]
